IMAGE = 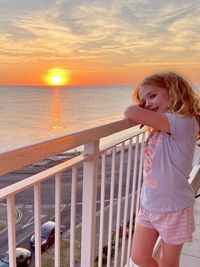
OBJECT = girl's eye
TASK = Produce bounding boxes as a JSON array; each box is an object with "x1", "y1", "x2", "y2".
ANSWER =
[{"x1": 150, "y1": 94, "x2": 156, "y2": 99}]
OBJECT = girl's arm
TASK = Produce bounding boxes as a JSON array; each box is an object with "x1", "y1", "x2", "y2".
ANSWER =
[{"x1": 124, "y1": 105, "x2": 170, "y2": 133}]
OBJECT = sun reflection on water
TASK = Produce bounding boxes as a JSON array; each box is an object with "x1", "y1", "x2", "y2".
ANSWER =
[{"x1": 51, "y1": 87, "x2": 63, "y2": 130}]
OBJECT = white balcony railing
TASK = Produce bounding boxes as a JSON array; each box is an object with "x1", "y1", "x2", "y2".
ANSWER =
[{"x1": 0, "y1": 115, "x2": 200, "y2": 267}]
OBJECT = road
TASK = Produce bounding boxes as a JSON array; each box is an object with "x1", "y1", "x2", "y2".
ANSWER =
[{"x1": 0, "y1": 163, "x2": 82, "y2": 255}]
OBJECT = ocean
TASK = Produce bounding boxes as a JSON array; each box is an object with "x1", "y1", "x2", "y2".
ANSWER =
[{"x1": 0, "y1": 86, "x2": 133, "y2": 153}]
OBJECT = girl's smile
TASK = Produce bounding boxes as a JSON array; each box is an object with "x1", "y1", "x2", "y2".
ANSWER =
[{"x1": 139, "y1": 85, "x2": 169, "y2": 113}]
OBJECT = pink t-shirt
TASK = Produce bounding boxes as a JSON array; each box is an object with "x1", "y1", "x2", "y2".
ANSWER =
[{"x1": 141, "y1": 113, "x2": 199, "y2": 212}]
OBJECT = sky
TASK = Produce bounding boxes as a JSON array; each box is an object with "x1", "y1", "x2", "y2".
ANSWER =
[{"x1": 0, "y1": 0, "x2": 200, "y2": 86}]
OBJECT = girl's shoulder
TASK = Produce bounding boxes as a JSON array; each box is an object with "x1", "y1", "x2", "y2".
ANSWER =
[
  {"x1": 165, "y1": 112, "x2": 199, "y2": 139},
  {"x1": 165, "y1": 112, "x2": 197, "y2": 124}
]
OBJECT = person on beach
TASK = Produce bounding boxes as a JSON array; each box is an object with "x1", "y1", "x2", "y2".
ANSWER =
[{"x1": 124, "y1": 72, "x2": 200, "y2": 267}]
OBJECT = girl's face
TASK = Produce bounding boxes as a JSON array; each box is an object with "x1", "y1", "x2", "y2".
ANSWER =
[{"x1": 138, "y1": 85, "x2": 169, "y2": 113}]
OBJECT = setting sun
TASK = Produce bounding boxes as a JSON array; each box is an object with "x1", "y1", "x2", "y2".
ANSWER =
[{"x1": 43, "y1": 68, "x2": 70, "y2": 86}]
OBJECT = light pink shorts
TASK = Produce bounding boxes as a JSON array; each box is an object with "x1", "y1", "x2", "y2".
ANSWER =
[{"x1": 137, "y1": 205, "x2": 195, "y2": 245}]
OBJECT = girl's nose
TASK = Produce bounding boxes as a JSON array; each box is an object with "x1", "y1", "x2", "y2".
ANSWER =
[{"x1": 145, "y1": 101, "x2": 151, "y2": 109}]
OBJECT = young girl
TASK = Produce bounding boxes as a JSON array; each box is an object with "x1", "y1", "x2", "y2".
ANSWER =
[{"x1": 124, "y1": 72, "x2": 200, "y2": 267}]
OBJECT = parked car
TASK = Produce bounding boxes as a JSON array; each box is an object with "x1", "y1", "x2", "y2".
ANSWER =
[
  {"x1": 0, "y1": 247, "x2": 32, "y2": 267},
  {"x1": 30, "y1": 221, "x2": 62, "y2": 251}
]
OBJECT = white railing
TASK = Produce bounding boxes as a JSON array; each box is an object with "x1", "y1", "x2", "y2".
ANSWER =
[
  {"x1": 0, "y1": 115, "x2": 199, "y2": 267},
  {"x1": 0, "y1": 116, "x2": 145, "y2": 267}
]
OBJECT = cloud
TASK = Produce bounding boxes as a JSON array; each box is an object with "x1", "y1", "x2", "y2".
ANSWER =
[{"x1": 0, "y1": 0, "x2": 200, "y2": 70}]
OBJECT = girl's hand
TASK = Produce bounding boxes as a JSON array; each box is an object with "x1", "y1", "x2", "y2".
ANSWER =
[
  {"x1": 124, "y1": 104, "x2": 140, "y2": 125},
  {"x1": 139, "y1": 103, "x2": 145, "y2": 128},
  {"x1": 124, "y1": 104, "x2": 144, "y2": 128}
]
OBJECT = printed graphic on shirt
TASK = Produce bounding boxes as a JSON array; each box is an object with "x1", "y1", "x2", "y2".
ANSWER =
[{"x1": 143, "y1": 132, "x2": 163, "y2": 189}]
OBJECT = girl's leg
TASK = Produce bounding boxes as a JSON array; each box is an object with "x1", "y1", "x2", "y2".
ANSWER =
[
  {"x1": 160, "y1": 240, "x2": 183, "y2": 267},
  {"x1": 131, "y1": 224, "x2": 159, "y2": 267}
]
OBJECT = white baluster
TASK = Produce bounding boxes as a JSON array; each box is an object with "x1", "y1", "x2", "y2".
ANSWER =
[
  {"x1": 7, "y1": 195, "x2": 16, "y2": 267},
  {"x1": 81, "y1": 141, "x2": 99, "y2": 267}
]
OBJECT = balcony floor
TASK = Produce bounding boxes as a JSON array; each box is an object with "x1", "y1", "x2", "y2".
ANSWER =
[{"x1": 180, "y1": 189, "x2": 200, "y2": 267}]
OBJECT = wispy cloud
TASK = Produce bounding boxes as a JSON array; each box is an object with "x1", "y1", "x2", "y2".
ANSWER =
[{"x1": 0, "y1": 0, "x2": 200, "y2": 83}]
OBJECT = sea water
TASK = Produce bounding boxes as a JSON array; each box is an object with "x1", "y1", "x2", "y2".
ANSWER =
[{"x1": 0, "y1": 86, "x2": 133, "y2": 152}]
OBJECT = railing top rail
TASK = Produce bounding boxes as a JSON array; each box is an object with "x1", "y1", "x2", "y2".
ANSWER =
[
  {"x1": 0, "y1": 115, "x2": 137, "y2": 176},
  {"x1": 189, "y1": 164, "x2": 200, "y2": 194},
  {"x1": 99, "y1": 127, "x2": 143, "y2": 154},
  {"x1": 0, "y1": 153, "x2": 89, "y2": 201},
  {"x1": 0, "y1": 127, "x2": 145, "y2": 200}
]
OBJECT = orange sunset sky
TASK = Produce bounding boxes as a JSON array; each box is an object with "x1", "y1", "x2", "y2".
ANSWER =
[{"x1": 1, "y1": 0, "x2": 200, "y2": 86}]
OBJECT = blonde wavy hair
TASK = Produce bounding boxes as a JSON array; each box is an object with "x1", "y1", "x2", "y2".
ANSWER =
[{"x1": 133, "y1": 72, "x2": 200, "y2": 127}]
